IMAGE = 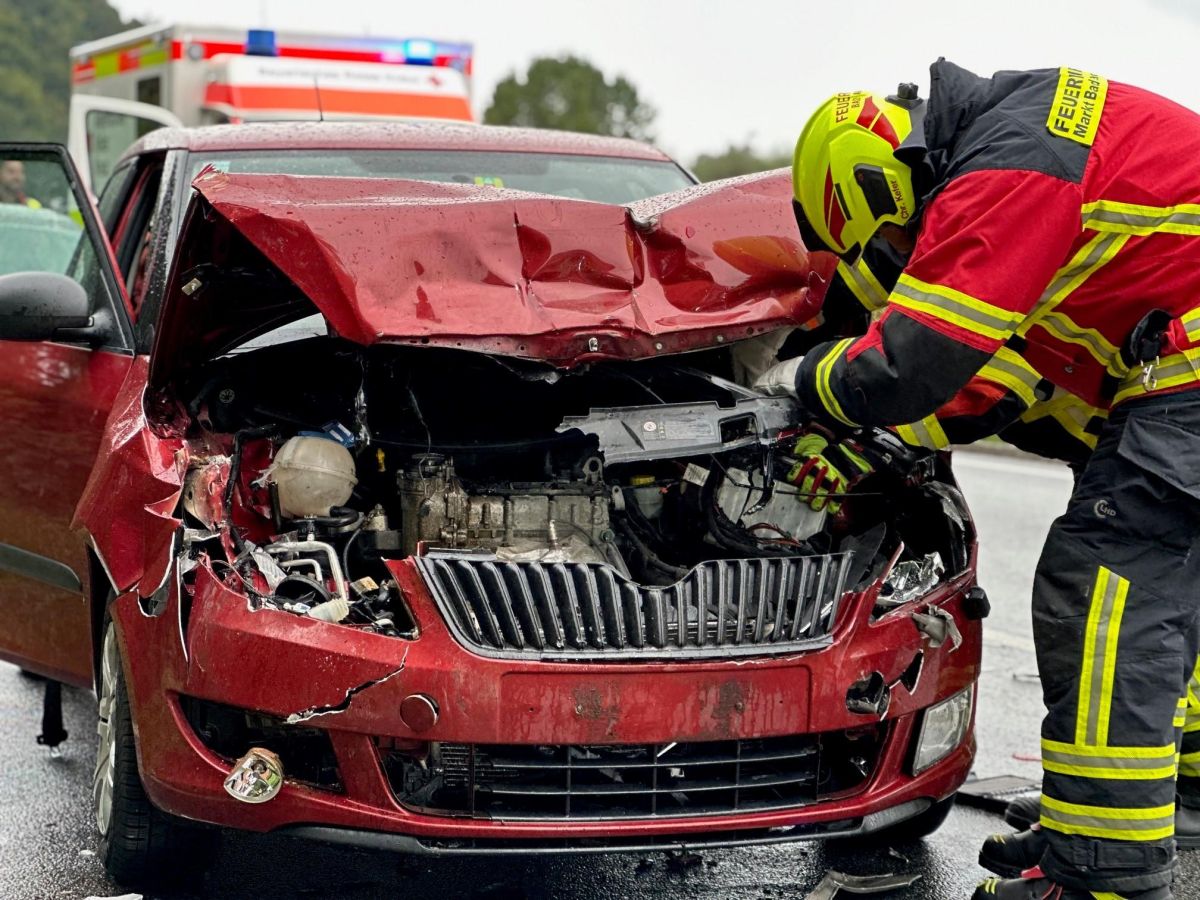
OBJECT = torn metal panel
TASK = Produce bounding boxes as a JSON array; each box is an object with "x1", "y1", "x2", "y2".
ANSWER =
[
  {"x1": 182, "y1": 457, "x2": 231, "y2": 529},
  {"x1": 912, "y1": 604, "x2": 964, "y2": 651},
  {"x1": 285, "y1": 653, "x2": 408, "y2": 724},
  {"x1": 73, "y1": 356, "x2": 188, "y2": 594},
  {"x1": 181, "y1": 563, "x2": 408, "y2": 721}
]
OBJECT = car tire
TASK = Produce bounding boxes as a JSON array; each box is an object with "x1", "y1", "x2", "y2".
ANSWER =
[
  {"x1": 94, "y1": 619, "x2": 216, "y2": 888},
  {"x1": 833, "y1": 794, "x2": 957, "y2": 849},
  {"x1": 874, "y1": 794, "x2": 958, "y2": 843}
]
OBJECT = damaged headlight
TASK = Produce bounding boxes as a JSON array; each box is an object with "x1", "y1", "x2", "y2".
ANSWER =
[
  {"x1": 878, "y1": 552, "x2": 944, "y2": 609},
  {"x1": 912, "y1": 686, "x2": 974, "y2": 774}
]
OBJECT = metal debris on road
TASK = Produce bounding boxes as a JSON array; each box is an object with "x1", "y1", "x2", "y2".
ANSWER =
[{"x1": 804, "y1": 870, "x2": 922, "y2": 899}]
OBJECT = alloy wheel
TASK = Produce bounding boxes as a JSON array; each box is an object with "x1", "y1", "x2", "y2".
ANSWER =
[{"x1": 93, "y1": 622, "x2": 118, "y2": 835}]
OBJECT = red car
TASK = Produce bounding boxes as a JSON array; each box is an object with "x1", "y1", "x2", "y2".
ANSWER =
[{"x1": 0, "y1": 123, "x2": 982, "y2": 888}]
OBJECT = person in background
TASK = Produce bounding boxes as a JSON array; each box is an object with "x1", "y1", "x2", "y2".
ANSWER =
[{"x1": 0, "y1": 160, "x2": 41, "y2": 208}]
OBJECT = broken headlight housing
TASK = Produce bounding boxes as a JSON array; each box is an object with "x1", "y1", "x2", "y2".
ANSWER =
[{"x1": 911, "y1": 685, "x2": 973, "y2": 774}]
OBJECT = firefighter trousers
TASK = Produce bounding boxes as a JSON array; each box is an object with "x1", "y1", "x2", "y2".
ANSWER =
[
  {"x1": 1034, "y1": 390, "x2": 1200, "y2": 893},
  {"x1": 1182, "y1": 651, "x2": 1200, "y2": 805}
]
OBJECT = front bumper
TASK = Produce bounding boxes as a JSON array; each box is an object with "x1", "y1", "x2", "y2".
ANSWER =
[
  {"x1": 111, "y1": 554, "x2": 981, "y2": 845},
  {"x1": 275, "y1": 796, "x2": 939, "y2": 855}
]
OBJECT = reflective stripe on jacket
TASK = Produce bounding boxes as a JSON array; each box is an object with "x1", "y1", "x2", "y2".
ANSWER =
[{"x1": 798, "y1": 60, "x2": 1200, "y2": 432}]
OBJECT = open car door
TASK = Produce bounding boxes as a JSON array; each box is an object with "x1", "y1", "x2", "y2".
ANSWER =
[
  {"x1": 0, "y1": 144, "x2": 134, "y2": 686},
  {"x1": 68, "y1": 95, "x2": 181, "y2": 194}
]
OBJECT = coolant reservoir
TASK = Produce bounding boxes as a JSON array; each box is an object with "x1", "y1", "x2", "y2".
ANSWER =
[{"x1": 266, "y1": 436, "x2": 357, "y2": 518}]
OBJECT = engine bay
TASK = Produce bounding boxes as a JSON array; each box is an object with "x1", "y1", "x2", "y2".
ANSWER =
[{"x1": 164, "y1": 339, "x2": 974, "y2": 641}]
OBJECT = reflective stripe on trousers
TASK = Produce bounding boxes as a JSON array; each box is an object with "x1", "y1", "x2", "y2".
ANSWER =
[{"x1": 1032, "y1": 393, "x2": 1200, "y2": 893}]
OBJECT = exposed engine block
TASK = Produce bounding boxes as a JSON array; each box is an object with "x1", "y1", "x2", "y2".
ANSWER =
[{"x1": 396, "y1": 454, "x2": 612, "y2": 563}]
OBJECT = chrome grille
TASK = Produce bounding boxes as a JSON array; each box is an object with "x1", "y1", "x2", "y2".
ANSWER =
[{"x1": 415, "y1": 553, "x2": 853, "y2": 659}]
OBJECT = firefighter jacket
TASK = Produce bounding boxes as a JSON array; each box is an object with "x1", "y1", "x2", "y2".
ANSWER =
[
  {"x1": 814, "y1": 231, "x2": 1104, "y2": 465},
  {"x1": 796, "y1": 60, "x2": 1200, "y2": 433}
]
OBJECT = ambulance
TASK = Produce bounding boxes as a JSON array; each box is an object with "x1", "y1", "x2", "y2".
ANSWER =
[{"x1": 67, "y1": 24, "x2": 474, "y2": 190}]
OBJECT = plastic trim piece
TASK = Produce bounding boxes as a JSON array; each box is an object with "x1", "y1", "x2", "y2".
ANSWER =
[
  {"x1": 557, "y1": 396, "x2": 800, "y2": 465},
  {"x1": 0, "y1": 541, "x2": 82, "y2": 594},
  {"x1": 273, "y1": 799, "x2": 933, "y2": 856}
]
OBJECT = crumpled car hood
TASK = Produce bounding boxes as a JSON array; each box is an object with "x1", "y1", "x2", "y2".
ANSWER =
[{"x1": 152, "y1": 167, "x2": 834, "y2": 382}]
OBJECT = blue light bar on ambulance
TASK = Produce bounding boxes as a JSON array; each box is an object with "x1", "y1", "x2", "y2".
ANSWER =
[
  {"x1": 245, "y1": 29, "x2": 279, "y2": 57},
  {"x1": 232, "y1": 30, "x2": 471, "y2": 72},
  {"x1": 402, "y1": 39, "x2": 435, "y2": 63}
]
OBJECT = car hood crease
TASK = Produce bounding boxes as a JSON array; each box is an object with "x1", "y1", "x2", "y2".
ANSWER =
[{"x1": 151, "y1": 167, "x2": 834, "y2": 382}]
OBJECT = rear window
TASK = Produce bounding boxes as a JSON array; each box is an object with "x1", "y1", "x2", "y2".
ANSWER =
[{"x1": 188, "y1": 149, "x2": 693, "y2": 204}]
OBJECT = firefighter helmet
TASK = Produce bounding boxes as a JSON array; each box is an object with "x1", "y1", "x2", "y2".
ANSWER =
[{"x1": 793, "y1": 89, "x2": 920, "y2": 261}]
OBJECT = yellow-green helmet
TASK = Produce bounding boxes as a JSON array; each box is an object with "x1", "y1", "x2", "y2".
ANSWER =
[{"x1": 793, "y1": 88, "x2": 921, "y2": 261}]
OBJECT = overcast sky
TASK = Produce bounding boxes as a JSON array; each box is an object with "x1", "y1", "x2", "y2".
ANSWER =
[{"x1": 109, "y1": 0, "x2": 1200, "y2": 163}]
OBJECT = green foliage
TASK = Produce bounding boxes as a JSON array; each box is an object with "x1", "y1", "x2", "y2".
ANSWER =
[
  {"x1": 484, "y1": 56, "x2": 655, "y2": 142},
  {"x1": 691, "y1": 144, "x2": 792, "y2": 183},
  {"x1": 0, "y1": 0, "x2": 129, "y2": 142}
]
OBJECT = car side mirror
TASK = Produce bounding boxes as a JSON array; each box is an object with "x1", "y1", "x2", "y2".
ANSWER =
[{"x1": 0, "y1": 272, "x2": 92, "y2": 341}]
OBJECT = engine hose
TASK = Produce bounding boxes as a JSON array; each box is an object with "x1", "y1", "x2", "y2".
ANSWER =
[
  {"x1": 700, "y1": 463, "x2": 794, "y2": 558},
  {"x1": 225, "y1": 424, "x2": 280, "y2": 552},
  {"x1": 619, "y1": 486, "x2": 669, "y2": 547},
  {"x1": 303, "y1": 506, "x2": 362, "y2": 531},
  {"x1": 612, "y1": 515, "x2": 689, "y2": 581},
  {"x1": 341, "y1": 528, "x2": 363, "y2": 584},
  {"x1": 615, "y1": 493, "x2": 695, "y2": 578},
  {"x1": 275, "y1": 574, "x2": 332, "y2": 605}
]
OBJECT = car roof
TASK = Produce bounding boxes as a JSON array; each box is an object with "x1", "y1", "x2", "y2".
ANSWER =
[{"x1": 126, "y1": 120, "x2": 675, "y2": 163}]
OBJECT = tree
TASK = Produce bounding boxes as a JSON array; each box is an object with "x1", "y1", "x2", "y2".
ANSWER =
[
  {"x1": 0, "y1": 0, "x2": 130, "y2": 142},
  {"x1": 691, "y1": 144, "x2": 792, "y2": 183},
  {"x1": 484, "y1": 56, "x2": 655, "y2": 142}
]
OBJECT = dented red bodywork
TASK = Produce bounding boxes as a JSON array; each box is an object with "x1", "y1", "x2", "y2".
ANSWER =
[
  {"x1": 109, "y1": 550, "x2": 979, "y2": 844},
  {"x1": 75, "y1": 357, "x2": 186, "y2": 596},
  {"x1": 150, "y1": 168, "x2": 836, "y2": 381},
  {"x1": 55, "y1": 151, "x2": 978, "y2": 855}
]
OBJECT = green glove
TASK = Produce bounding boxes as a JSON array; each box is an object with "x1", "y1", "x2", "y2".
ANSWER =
[{"x1": 786, "y1": 433, "x2": 874, "y2": 514}]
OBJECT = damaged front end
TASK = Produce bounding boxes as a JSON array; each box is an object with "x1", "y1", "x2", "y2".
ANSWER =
[{"x1": 77, "y1": 171, "x2": 981, "y2": 848}]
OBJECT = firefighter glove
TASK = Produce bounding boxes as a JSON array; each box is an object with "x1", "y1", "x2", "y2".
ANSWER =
[{"x1": 787, "y1": 433, "x2": 874, "y2": 514}]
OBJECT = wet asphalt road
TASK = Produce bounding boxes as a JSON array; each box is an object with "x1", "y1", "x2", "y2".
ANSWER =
[{"x1": 1, "y1": 449, "x2": 1198, "y2": 899}]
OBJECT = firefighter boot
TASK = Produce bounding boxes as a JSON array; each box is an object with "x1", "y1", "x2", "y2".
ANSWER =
[
  {"x1": 1004, "y1": 794, "x2": 1200, "y2": 851},
  {"x1": 971, "y1": 875, "x2": 1173, "y2": 900},
  {"x1": 1004, "y1": 794, "x2": 1041, "y2": 831},
  {"x1": 1177, "y1": 802, "x2": 1200, "y2": 850},
  {"x1": 978, "y1": 824, "x2": 1047, "y2": 877}
]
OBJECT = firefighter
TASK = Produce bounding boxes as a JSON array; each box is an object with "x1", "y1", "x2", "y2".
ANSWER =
[{"x1": 757, "y1": 60, "x2": 1200, "y2": 900}]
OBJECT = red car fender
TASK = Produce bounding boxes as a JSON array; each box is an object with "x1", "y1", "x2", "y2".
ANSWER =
[{"x1": 74, "y1": 356, "x2": 187, "y2": 595}]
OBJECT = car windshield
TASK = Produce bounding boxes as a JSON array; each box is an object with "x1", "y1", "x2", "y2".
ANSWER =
[{"x1": 188, "y1": 149, "x2": 693, "y2": 204}]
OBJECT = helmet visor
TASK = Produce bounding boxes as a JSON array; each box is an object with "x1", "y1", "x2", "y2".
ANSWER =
[{"x1": 792, "y1": 199, "x2": 860, "y2": 263}]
